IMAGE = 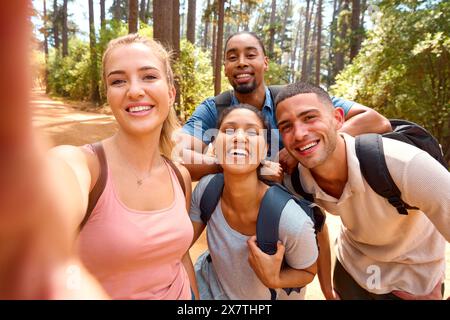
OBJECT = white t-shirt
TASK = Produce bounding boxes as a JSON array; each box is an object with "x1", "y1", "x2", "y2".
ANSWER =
[
  {"x1": 285, "y1": 133, "x2": 450, "y2": 295},
  {"x1": 190, "y1": 174, "x2": 319, "y2": 300}
]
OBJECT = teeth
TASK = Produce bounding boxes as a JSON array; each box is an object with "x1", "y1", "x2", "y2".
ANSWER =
[
  {"x1": 129, "y1": 106, "x2": 152, "y2": 112},
  {"x1": 299, "y1": 141, "x2": 318, "y2": 151},
  {"x1": 228, "y1": 149, "x2": 248, "y2": 156},
  {"x1": 236, "y1": 74, "x2": 251, "y2": 79}
]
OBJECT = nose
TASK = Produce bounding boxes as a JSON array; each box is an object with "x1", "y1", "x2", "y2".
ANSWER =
[
  {"x1": 237, "y1": 54, "x2": 248, "y2": 68},
  {"x1": 127, "y1": 78, "x2": 145, "y2": 100},
  {"x1": 293, "y1": 122, "x2": 308, "y2": 141},
  {"x1": 233, "y1": 129, "x2": 247, "y2": 142}
]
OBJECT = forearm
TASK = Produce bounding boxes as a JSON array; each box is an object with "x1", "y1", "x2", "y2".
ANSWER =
[
  {"x1": 182, "y1": 149, "x2": 222, "y2": 181},
  {"x1": 182, "y1": 252, "x2": 199, "y2": 299},
  {"x1": 341, "y1": 106, "x2": 392, "y2": 136},
  {"x1": 275, "y1": 264, "x2": 317, "y2": 289},
  {"x1": 317, "y1": 225, "x2": 334, "y2": 299}
]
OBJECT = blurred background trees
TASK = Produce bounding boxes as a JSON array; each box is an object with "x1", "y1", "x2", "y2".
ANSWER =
[{"x1": 31, "y1": 0, "x2": 450, "y2": 161}]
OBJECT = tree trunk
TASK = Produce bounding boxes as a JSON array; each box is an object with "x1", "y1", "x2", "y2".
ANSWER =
[
  {"x1": 88, "y1": 0, "x2": 100, "y2": 103},
  {"x1": 187, "y1": 0, "x2": 196, "y2": 44},
  {"x1": 327, "y1": 0, "x2": 339, "y2": 88},
  {"x1": 139, "y1": 0, "x2": 146, "y2": 22},
  {"x1": 334, "y1": 0, "x2": 349, "y2": 78},
  {"x1": 307, "y1": 10, "x2": 317, "y2": 81},
  {"x1": 153, "y1": 0, "x2": 172, "y2": 47},
  {"x1": 53, "y1": 0, "x2": 60, "y2": 50},
  {"x1": 212, "y1": 12, "x2": 217, "y2": 74},
  {"x1": 214, "y1": 0, "x2": 225, "y2": 95},
  {"x1": 43, "y1": 0, "x2": 49, "y2": 92},
  {"x1": 300, "y1": 0, "x2": 312, "y2": 81},
  {"x1": 290, "y1": 9, "x2": 302, "y2": 82},
  {"x1": 349, "y1": 0, "x2": 360, "y2": 61},
  {"x1": 172, "y1": 0, "x2": 180, "y2": 59},
  {"x1": 268, "y1": 0, "x2": 276, "y2": 59},
  {"x1": 61, "y1": 0, "x2": 68, "y2": 56},
  {"x1": 100, "y1": 0, "x2": 106, "y2": 31},
  {"x1": 128, "y1": 0, "x2": 139, "y2": 33},
  {"x1": 280, "y1": 0, "x2": 291, "y2": 52},
  {"x1": 315, "y1": 0, "x2": 322, "y2": 85}
]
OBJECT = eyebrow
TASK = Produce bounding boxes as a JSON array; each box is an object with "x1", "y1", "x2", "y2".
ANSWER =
[
  {"x1": 225, "y1": 46, "x2": 259, "y2": 55},
  {"x1": 277, "y1": 108, "x2": 320, "y2": 126},
  {"x1": 107, "y1": 66, "x2": 159, "y2": 78},
  {"x1": 222, "y1": 121, "x2": 262, "y2": 128}
]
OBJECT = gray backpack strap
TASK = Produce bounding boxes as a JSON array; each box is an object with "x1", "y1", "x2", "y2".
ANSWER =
[
  {"x1": 355, "y1": 134, "x2": 417, "y2": 215},
  {"x1": 80, "y1": 142, "x2": 107, "y2": 231},
  {"x1": 199, "y1": 174, "x2": 225, "y2": 224},
  {"x1": 214, "y1": 90, "x2": 233, "y2": 122}
]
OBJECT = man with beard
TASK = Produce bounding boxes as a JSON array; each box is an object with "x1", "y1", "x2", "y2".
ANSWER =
[
  {"x1": 178, "y1": 31, "x2": 391, "y2": 181},
  {"x1": 276, "y1": 81, "x2": 450, "y2": 299}
]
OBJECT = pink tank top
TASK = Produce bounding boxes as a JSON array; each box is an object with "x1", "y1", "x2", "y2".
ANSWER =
[{"x1": 77, "y1": 149, "x2": 193, "y2": 300}]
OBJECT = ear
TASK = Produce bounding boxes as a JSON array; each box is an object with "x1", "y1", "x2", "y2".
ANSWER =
[
  {"x1": 263, "y1": 56, "x2": 269, "y2": 72},
  {"x1": 333, "y1": 107, "x2": 345, "y2": 130},
  {"x1": 168, "y1": 85, "x2": 176, "y2": 106}
]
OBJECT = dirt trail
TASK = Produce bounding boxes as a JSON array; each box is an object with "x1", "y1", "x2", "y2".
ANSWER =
[{"x1": 32, "y1": 89, "x2": 449, "y2": 300}]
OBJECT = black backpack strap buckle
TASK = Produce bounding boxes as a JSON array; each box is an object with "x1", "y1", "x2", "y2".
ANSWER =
[{"x1": 387, "y1": 197, "x2": 409, "y2": 215}]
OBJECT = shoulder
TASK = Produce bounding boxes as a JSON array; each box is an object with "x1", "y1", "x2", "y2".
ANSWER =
[
  {"x1": 174, "y1": 162, "x2": 192, "y2": 191},
  {"x1": 279, "y1": 199, "x2": 315, "y2": 237}
]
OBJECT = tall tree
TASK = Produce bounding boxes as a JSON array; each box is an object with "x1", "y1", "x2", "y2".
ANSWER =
[
  {"x1": 139, "y1": 0, "x2": 146, "y2": 23},
  {"x1": 187, "y1": 0, "x2": 196, "y2": 44},
  {"x1": 212, "y1": 11, "x2": 217, "y2": 72},
  {"x1": 43, "y1": 0, "x2": 49, "y2": 92},
  {"x1": 334, "y1": 0, "x2": 349, "y2": 78},
  {"x1": 290, "y1": 8, "x2": 303, "y2": 82},
  {"x1": 214, "y1": 0, "x2": 225, "y2": 95},
  {"x1": 268, "y1": 0, "x2": 277, "y2": 59},
  {"x1": 129, "y1": 0, "x2": 139, "y2": 33},
  {"x1": 88, "y1": 0, "x2": 100, "y2": 103},
  {"x1": 349, "y1": 0, "x2": 361, "y2": 61},
  {"x1": 280, "y1": 0, "x2": 291, "y2": 52},
  {"x1": 145, "y1": 0, "x2": 152, "y2": 23},
  {"x1": 100, "y1": 0, "x2": 106, "y2": 31},
  {"x1": 153, "y1": 0, "x2": 172, "y2": 47},
  {"x1": 172, "y1": 0, "x2": 180, "y2": 57},
  {"x1": 61, "y1": 0, "x2": 68, "y2": 56},
  {"x1": 300, "y1": 0, "x2": 312, "y2": 81},
  {"x1": 327, "y1": 0, "x2": 340, "y2": 88},
  {"x1": 315, "y1": 0, "x2": 322, "y2": 85},
  {"x1": 52, "y1": 0, "x2": 60, "y2": 50}
]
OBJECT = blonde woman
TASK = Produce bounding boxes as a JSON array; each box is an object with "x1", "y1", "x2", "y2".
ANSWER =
[{"x1": 0, "y1": 11, "x2": 197, "y2": 300}]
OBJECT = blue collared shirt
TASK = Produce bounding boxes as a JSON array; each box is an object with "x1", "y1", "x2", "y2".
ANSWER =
[{"x1": 182, "y1": 87, "x2": 353, "y2": 159}]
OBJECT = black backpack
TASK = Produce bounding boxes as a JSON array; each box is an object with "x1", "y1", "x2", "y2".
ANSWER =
[
  {"x1": 199, "y1": 173, "x2": 325, "y2": 300},
  {"x1": 290, "y1": 119, "x2": 448, "y2": 215}
]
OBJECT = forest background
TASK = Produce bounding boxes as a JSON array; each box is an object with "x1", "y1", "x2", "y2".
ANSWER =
[{"x1": 30, "y1": 0, "x2": 450, "y2": 163}]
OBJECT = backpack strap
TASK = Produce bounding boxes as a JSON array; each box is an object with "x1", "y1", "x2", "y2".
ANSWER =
[
  {"x1": 257, "y1": 183, "x2": 325, "y2": 300},
  {"x1": 214, "y1": 90, "x2": 233, "y2": 121},
  {"x1": 162, "y1": 155, "x2": 186, "y2": 197},
  {"x1": 290, "y1": 166, "x2": 315, "y2": 203},
  {"x1": 267, "y1": 85, "x2": 286, "y2": 112},
  {"x1": 355, "y1": 133, "x2": 418, "y2": 215},
  {"x1": 79, "y1": 142, "x2": 108, "y2": 231},
  {"x1": 199, "y1": 174, "x2": 225, "y2": 224}
]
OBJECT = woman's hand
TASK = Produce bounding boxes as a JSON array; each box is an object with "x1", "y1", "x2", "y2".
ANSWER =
[{"x1": 247, "y1": 236, "x2": 284, "y2": 288}]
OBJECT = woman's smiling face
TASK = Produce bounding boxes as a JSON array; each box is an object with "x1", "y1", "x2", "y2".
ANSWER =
[{"x1": 215, "y1": 108, "x2": 267, "y2": 174}]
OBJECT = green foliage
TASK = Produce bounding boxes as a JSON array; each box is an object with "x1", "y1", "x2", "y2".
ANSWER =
[
  {"x1": 47, "y1": 38, "x2": 92, "y2": 100},
  {"x1": 265, "y1": 60, "x2": 290, "y2": 85},
  {"x1": 332, "y1": 0, "x2": 450, "y2": 161},
  {"x1": 173, "y1": 39, "x2": 214, "y2": 121}
]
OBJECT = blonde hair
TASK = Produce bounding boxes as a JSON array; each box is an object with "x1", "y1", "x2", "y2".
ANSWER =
[{"x1": 102, "y1": 34, "x2": 180, "y2": 158}]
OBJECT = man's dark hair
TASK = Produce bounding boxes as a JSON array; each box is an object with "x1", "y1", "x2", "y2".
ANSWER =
[
  {"x1": 224, "y1": 31, "x2": 267, "y2": 56},
  {"x1": 275, "y1": 81, "x2": 333, "y2": 108}
]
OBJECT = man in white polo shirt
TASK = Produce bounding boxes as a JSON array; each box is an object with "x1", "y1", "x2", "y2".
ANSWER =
[{"x1": 275, "y1": 81, "x2": 450, "y2": 299}]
